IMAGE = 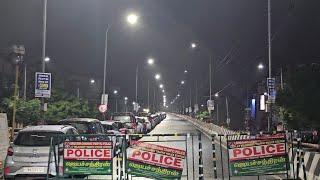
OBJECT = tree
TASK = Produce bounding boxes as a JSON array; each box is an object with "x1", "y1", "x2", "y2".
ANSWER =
[
  {"x1": 277, "y1": 64, "x2": 320, "y2": 129},
  {"x1": 1, "y1": 98, "x2": 41, "y2": 126}
]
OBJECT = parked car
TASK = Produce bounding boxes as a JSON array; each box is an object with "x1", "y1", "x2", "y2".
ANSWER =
[
  {"x1": 111, "y1": 113, "x2": 141, "y2": 134},
  {"x1": 59, "y1": 118, "x2": 109, "y2": 142},
  {"x1": 101, "y1": 120, "x2": 122, "y2": 135},
  {"x1": 4, "y1": 125, "x2": 78, "y2": 179}
]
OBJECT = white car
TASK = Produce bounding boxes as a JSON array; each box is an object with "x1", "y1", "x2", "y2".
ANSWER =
[
  {"x1": 135, "y1": 116, "x2": 152, "y2": 132},
  {"x1": 4, "y1": 125, "x2": 78, "y2": 179}
]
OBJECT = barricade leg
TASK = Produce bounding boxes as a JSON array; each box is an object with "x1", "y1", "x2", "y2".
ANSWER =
[
  {"x1": 211, "y1": 134, "x2": 218, "y2": 180},
  {"x1": 198, "y1": 133, "x2": 204, "y2": 180}
]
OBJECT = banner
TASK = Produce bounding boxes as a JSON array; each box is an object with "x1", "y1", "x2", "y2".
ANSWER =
[
  {"x1": 227, "y1": 134, "x2": 287, "y2": 176},
  {"x1": 35, "y1": 72, "x2": 51, "y2": 98},
  {"x1": 127, "y1": 141, "x2": 186, "y2": 179},
  {"x1": 63, "y1": 141, "x2": 113, "y2": 175}
]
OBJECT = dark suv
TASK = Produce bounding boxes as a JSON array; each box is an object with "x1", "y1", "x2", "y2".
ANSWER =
[
  {"x1": 111, "y1": 112, "x2": 138, "y2": 134},
  {"x1": 59, "y1": 118, "x2": 106, "y2": 138}
]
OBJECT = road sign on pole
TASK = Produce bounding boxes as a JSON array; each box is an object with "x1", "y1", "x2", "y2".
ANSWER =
[
  {"x1": 98, "y1": 104, "x2": 108, "y2": 113},
  {"x1": 207, "y1": 100, "x2": 214, "y2": 111},
  {"x1": 267, "y1": 78, "x2": 276, "y2": 103},
  {"x1": 35, "y1": 72, "x2": 51, "y2": 98},
  {"x1": 101, "y1": 94, "x2": 108, "y2": 105}
]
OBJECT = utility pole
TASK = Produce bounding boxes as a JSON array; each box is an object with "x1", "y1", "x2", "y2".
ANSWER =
[
  {"x1": 226, "y1": 97, "x2": 230, "y2": 127},
  {"x1": 147, "y1": 79, "x2": 150, "y2": 110},
  {"x1": 23, "y1": 64, "x2": 27, "y2": 100},
  {"x1": 135, "y1": 65, "x2": 139, "y2": 103},
  {"x1": 267, "y1": 0, "x2": 272, "y2": 132},
  {"x1": 102, "y1": 27, "x2": 109, "y2": 106}
]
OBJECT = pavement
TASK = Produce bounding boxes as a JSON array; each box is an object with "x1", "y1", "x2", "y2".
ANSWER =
[{"x1": 89, "y1": 114, "x2": 285, "y2": 179}]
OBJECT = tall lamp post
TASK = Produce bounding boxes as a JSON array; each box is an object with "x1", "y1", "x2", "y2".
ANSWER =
[{"x1": 101, "y1": 13, "x2": 138, "y2": 107}]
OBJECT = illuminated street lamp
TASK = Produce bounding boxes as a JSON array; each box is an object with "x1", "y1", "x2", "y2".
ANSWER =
[
  {"x1": 191, "y1": 42, "x2": 197, "y2": 49},
  {"x1": 159, "y1": 84, "x2": 164, "y2": 89},
  {"x1": 184, "y1": 70, "x2": 188, "y2": 74},
  {"x1": 155, "y1": 73, "x2": 161, "y2": 80},
  {"x1": 113, "y1": 90, "x2": 118, "y2": 95},
  {"x1": 147, "y1": 58, "x2": 154, "y2": 65},
  {"x1": 127, "y1": 13, "x2": 138, "y2": 25},
  {"x1": 44, "y1": 56, "x2": 50, "y2": 62},
  {"x1": 181, "y1": 80, "x2": 185, "y2": 85},
  {"x1": 215, "y1": 93, "x2": 219, "y2": 97},
  {"x1": 258, "y1": 63, "x2": 264, "y2": 70},
  {"x1": 90, "y1": 79, "x2": 95, "y2": 84}
]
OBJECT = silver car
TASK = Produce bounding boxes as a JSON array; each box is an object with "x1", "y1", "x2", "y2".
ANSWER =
[{"x1": 4, "y1": 125, "x2": 78, "y2": 179}]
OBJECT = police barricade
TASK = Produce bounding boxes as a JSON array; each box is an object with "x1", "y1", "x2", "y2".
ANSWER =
[
  {"x1": 46, "y1": 134, "x2": 124, "y2": 180},
  {"x1": 46, "y1": 133, "x2": 201, "y2": 180},
  {"x1": 213, "y1": 132, "x2": 297, "y2": 180},
  {"x1": 123, "y1": 133, "x2": 200, "y2": 180}
]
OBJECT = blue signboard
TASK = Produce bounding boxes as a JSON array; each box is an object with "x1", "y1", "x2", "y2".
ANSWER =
[{"x1": 35, "y1": 72, "x2": 51, "y2": 98}]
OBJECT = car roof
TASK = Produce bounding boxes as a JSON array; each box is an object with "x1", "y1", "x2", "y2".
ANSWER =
[
  {"x1": 112, "y1": 112, "x2": 133, "y2": 116},
  {"x1": 100, "y1": 120, "x2": 119, "y2": 125},
  {"x1": 20, "y1": 125, "x2": 74, "y2": 133},
  {"x1": 59, "y1": 118, "x2": 100, "y2": 123}
]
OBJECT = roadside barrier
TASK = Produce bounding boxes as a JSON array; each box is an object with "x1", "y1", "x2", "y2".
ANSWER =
[{"x1": 46, "y1": 133, "x2": 204, "y2": 180}]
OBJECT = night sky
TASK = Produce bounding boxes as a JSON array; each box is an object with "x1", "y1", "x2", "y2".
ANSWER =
[{"x1": 1, "y1": 0, "x2": 320, "y2": 126}]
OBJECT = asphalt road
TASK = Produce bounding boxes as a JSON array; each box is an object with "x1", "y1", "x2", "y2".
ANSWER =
[{"x1": 89, "y1": 114, "x2": 283, "y2": 180}]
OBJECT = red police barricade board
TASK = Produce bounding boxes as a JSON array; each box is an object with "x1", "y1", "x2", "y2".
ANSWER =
[
  {"x1": 63, "y1": 141, "x2": 113, "y2": 175},
  {"x1": 227, "y1": 134, "x2": 288, "y2": 176},
  {"x1": 127, "y1": 141, "x2": 186, "y2": 179}
]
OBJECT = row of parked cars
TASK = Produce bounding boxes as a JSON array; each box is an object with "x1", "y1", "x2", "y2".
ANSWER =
[{"x1": 3, "y1": 112, "x2": 166, "y2": 179}]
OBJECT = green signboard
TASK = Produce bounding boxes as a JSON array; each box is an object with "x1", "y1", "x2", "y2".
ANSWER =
[
  {"x1": 227, "y1": 134, "x2": 288, "y2": 176},
  {"x1": 127, "y1": 141, "x2": 186, "y2": 179},
  {"x1": 63, "y1": 141, "x2": 113, "y2": 175}
]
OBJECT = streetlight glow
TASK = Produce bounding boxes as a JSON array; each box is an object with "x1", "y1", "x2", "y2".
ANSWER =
[
  {"x1": 159, "y1": 84, "x2": 164, "y2": 89},
  {"x1": 162, "y1": 89, "x2": 165, "y2": 93},
  {"x1": 124, "y1": 97, "x2": 128, "y2": 101},
  {"x1": 181, "y1": 80, "x2": 185, "y2": 85},
  {"x1": 191, "y1": 42, "x2": 197, "y2": 49},
  {"x1": 177, "y1": 94, "x2": 180, "y2": 97},
  {"x1": 147, "y1": 58, "x2": 154, "y2": 65},
  {"x1": 127, "y1": 13, "x2": 138, "y2": 25},
  {"x1": 155, "y1": 73, "x2": 161, "y2": 80},
  {"x1": 113, "y1": 90, "x2": 118, "y2": 94},
  {"x1": 258, "y1": 63, "x2": 264, "y2": 70},
  {"x1": 44, "y1": 56, "x2": 50, "y2": 62},
  {"x1": 215, "y1": 93, "x2": 219, "y2": 97},
  {"x1": 90, "y1": 79, "x2": 95, "y2": 84},
  {"x1": 184, "y1": 70, "x2": 188, "y2": 73}
]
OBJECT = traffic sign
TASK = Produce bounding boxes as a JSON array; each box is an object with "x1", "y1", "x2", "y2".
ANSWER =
[
  {"x1": 207, "y1": 100, "x2": 214, "y2": 111},
  {"x1": 101, "y1": 94, "x2": 108, "y2": 105},
  {"x1": 35, "y1": 72, "x2": 51, "y2": 98},
  {"x1": 267, "y1": 78, "x2": 276, "y2": 103},
  {"x1": 98, "y1": 104, "x2": 108, "y2": 113}
]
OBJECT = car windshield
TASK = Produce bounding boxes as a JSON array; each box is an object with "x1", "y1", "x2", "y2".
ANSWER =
[
  {"x1": 137, "y1": 112, "x2": 148, "y2": 117},
  {"x1": 113, "y1": 116, "x2": 131, "y2": 123},
  {"x1": 103, "y1": 124, "x2": 113, "y2": 131},
  {"x1": 14, "y1": 131, "x2": 64, "y2": 146},
  {"x1": 60, "y1": 121, "x2": 93, "y2": 134}
]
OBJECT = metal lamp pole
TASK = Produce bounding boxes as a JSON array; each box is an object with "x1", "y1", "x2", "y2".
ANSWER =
[{"x1": 267, "y1": 0, "x2": 272, "y2": 132}]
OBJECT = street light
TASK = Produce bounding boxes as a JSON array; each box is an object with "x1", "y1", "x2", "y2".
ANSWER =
[
  {"x1": 177, "y1": 94, "x2": 180, "y2": 97},
  {"x1": 124, "y1": 97, "x2": 128, "y2": 101},
  {"x1": 184, "y1": 70, "x2": 188, "y2": 74},
  {"x1": 44, "y1": 56, "x2": 50, "y2": 62},
  {"x1": 258, "y1": 63, "x2": 264, "y2": 70},
  {"x1": 162, "y1": 89, "x2": 165, "y2": 93},
  {"x1": 90, "y1": 79, "x2": 95, "y2": 84},
  {"x1": 181, "y1": 80, "x2": 185, "y2": 85},
  {"x1": 113, "y1": 90, "x2": 118, "y2": 95},
  {"x1": 215, "y1": 93, "x2": 219, "y2": 97},
  {"x1": 127, "y1": 13, "x2": 138, "y2": 25},
  {"x1": 155, "y1": 74, "x2": 161, "y2": 80},
  {"x1": 191, "y1": 42, "x2": 197, "y2": 49},
  {"x1": 159, "y1": 84, "x2": 164, "y2": 89},
  {"x1": 147, "y1": 58, "x2": 154, "y2": 65}
]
